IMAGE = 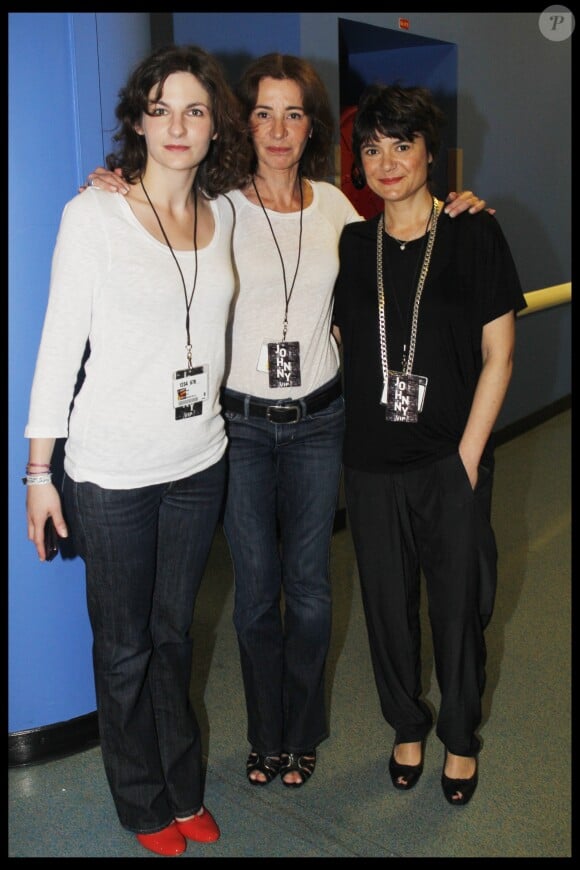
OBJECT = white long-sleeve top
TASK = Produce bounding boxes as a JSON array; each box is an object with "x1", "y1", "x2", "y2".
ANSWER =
[
  {"x1": 25, "y1": 188, "x2": 236, "y2": 488},
  {"x1": 224, "y1": 181, "x2": 361, "y2": 399}
]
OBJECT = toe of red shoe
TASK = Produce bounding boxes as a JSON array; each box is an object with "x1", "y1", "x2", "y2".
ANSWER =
[
  {"x1": 136, "y1": 822, "x2": 186, "y2": 856},
  {"x1": 175, "y1": 808, "x2": 220, "y2": 843}
]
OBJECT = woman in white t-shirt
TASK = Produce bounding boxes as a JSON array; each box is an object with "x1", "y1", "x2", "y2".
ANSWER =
[{"x1": 24, "y1": 44, "x2": 250, "y2": 856}]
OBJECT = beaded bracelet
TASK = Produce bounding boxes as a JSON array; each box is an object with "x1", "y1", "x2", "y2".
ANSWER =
[{"x1": 22, "y1": 473, "x2": 53, "y2": 486}]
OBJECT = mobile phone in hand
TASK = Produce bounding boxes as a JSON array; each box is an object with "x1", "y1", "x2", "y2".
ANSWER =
[{"x1": 44, "y1": 517, "x2": 59, "y2": 562}]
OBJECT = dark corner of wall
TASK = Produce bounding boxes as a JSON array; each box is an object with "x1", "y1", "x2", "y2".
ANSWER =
[{"x1": 150, "y1": 13, "x2": 174, "y2": 49}]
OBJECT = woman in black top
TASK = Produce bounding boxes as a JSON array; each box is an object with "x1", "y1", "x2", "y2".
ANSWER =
[{"x1": 333, "y1": 84, "x2": 526, "y2": 805}]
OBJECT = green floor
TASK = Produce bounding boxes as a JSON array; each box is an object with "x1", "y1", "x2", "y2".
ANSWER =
[{"x1": 9, "y1": 410, "x2": 571, "y2": 858}]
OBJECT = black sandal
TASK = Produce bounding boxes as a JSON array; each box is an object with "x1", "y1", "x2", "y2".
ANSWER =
[
  {"x1": 280, "y1": 750, "x2": 316, "y2": 788},
  {"x1": 441, "y1": 754, "x2": 478, "y2": 806},
  {"x1": 389, "y1": 740, "x2": 425, "y2": 791},
  {"x1": 246, "y1": 751, "x2": 281, "y2": 786}
]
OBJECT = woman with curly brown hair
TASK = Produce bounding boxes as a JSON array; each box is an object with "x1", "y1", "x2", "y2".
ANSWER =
[{"x1": 24, "y1": 44, "x2": 250, "y2": 855}]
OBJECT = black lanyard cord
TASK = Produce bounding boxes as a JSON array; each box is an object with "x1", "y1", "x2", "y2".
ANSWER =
[
  {"x1": 252, "y1": 176, "x2": 303, "y2": 341},
  {"x1": 140, "y1": 178, "x2": 198, "y2": 366}
]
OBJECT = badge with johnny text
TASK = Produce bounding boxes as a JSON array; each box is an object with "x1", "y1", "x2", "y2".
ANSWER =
[
  {"x1": 267, "y1": 341, "x2": 301, "y2": 388},
  {"x1": 382, "y1": 371, "x2": 428, "y2": 423}
]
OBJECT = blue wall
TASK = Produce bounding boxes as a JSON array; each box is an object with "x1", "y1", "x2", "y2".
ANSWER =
[
  {"x1": 9, "y1": 12, "x2": 151, "y2": 736},
  {"x1": 173, "y1": 12, "x2": 301, "y2": 85},
  {"x1": 173, "y1": 12, "x2": 300, "y2": 55}
]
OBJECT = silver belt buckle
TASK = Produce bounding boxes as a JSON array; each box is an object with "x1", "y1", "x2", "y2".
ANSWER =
[{"x1": 266, "y1": 404, "x2": 301, "y2": 423}]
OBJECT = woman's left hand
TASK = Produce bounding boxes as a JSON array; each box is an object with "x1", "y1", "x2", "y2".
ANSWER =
[
  {"x1": 79, "y1": 167, "x2": 129, "y2": 195},
  {"x1": 444, "y1": 190, "x2": 495, "y2": 217}
]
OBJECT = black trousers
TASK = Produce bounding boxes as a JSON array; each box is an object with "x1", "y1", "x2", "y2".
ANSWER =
[{"x1": 344, "y1": 452, "x2": 497, "y2": 757}]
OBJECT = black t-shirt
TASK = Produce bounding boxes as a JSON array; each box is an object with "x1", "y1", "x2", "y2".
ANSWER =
[{"x1": 333, "y1": 209, "x2": 527, "y2": 472}]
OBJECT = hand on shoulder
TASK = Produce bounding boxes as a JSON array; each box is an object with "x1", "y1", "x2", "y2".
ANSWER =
[
  {"x1": 445, "y1": 190, "x2": 495, "y2": 218},
  {"x1": 79, "y1": 167, "x2": 129, "y2": 195}
]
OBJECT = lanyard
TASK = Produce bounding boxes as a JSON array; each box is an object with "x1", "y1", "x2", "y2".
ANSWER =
[
  {"x1": 140, "y1": 179, "x2": 198, "y2": 368},
  {"x1": 252, "y1": 177, "x2": 303, "y2": 341}
]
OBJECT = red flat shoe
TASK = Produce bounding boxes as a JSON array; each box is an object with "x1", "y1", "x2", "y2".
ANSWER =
[
  {"x1": 136, "y1": 821, "x2": 186, "y2": 856},
  {"x1": 175, "y1": 807, "x2": 220, "y2": 843}
]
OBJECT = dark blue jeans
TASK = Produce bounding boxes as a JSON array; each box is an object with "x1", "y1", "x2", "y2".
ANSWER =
[
  {"x1": 62, "y1": 457, "x2": 225, "y2": 834},
  {"x1": 222, "y1": 389, "x2": 345, "y2": 757}
]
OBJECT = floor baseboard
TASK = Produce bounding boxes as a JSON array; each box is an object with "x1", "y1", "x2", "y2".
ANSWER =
[
  {"x1": 9, "y1": 712, "x2": 100, "y2": 768},
  {"x1": 495, "y1": 395, "x2": 570, "y2": 447}
]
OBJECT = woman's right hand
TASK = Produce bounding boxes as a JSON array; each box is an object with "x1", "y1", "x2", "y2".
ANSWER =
[
  {"x1": 79, "y1": 166, "x2": 129, "y2": 194},
  {"x1": 26, "y1": 484, "x2": 68, "y2": 562}
]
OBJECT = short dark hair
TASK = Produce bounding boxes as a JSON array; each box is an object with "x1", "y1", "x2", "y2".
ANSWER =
[
  {"x1": 351, "y1": 83, "x2": 445, "y2": 191},
  {"x1": 235, "y1": 52, "x2": 335, "y2": 181},
  {"x1": 106, "y1": 44, "x2": 251, "y2": 197}
]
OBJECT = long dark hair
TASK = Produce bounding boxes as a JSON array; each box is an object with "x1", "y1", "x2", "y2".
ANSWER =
[
  {"x1": 235, "y1": 52, "x2": 335, "y2": 181},
  {"x1": 351, "y1": 83, "x2": 445, "y2": 191},
  {"x1": 105, "y1": 44, "x2": 251, "y2": 197}
]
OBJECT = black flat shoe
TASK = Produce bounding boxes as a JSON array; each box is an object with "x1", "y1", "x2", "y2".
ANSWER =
[
  {"x1": 246, "y1": 750, "x2": 281, "y2": 786},
  {"x1": 389, "y1": 741, "x2": 424, "y2": 791},
  {"x1": 280, "y1": 750, "x2": 316, "y2": 788},
  {"x1": 441, "y1": 757, "x2": 478, "y2": 805}
]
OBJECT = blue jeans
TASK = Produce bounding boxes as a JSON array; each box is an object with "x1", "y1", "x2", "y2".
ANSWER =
[
  {"x1": 222, "y1": 387, "x2": 345, "y2": 756},
  {"x1": 62, "y1": 457, "x2": 225, "y2": 834}
]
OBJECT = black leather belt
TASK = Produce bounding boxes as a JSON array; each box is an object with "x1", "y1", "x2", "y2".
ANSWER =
[{"x1": 221, "y1": 378, "x2": 342, "y2": 424}]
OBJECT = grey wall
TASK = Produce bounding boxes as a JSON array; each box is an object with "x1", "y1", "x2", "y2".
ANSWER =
[
  {"x1": 175, "y1": 12, "x2": 570, "y2": 427},
  {"x1": 301, "y1": 12, "x2": 572, "y2": 428},
  {"x1": 299, "y1": 12, "x2": 571, "y2": 298}
]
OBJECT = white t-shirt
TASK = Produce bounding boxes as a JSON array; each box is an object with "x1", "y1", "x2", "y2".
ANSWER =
[
  {"x1": 224, "y1": 181, "x2": 361, "y2": 399},
  {"x1": 25, "y1": 188, "x2": 236, "y2": 488}
]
